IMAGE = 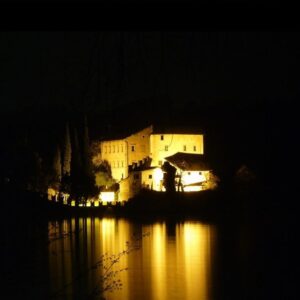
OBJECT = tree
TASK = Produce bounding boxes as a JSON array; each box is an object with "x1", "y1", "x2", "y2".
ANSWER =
[
  {"x1": 49, "y1": 145, "x2": 62, "y2": 191},
  {"x1": 161, "y1": 161, "x2": 176, "y2": 193},
  {"x1": 53, "y1": 145, "x2": 62, "y2": 183},
  {"x1": 94, "y1": 160, "x2": 116, "y2": 190},
  {"x1": 62, "y1": 122, "x2": 71, "y2": 177},
  {"x1": 203, "y1": 172, "x2": 220, "y2": 190},
  {"x1": 70, "y1": 120, "x2": 99, "y2": 202},
  {"x1": 81, "y1": 116, "x2": 98, "y2": 198}
]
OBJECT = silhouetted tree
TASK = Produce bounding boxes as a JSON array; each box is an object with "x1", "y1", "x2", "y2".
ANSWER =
[
  {"x1": 161, "y1": 161, "x2": 176, "y2": 193},
  {"x1": 62, "y1": 122, "x2": 71, "y2": 177},
  {"x1": 53, "y1": 145, "x2": 62, "y2": 183},
  {"x1": 70, "y1": 120, "x2": 99, "y2": 202},
  {"x1": 70, "y1": 127, "x2": 82, "y2": 201},
  {"x1": 61, "y1": 173, "x2": 71, "y2": 195},
  {"x1": 81, "y1": 116, "x2": 98, "y2": 198}
]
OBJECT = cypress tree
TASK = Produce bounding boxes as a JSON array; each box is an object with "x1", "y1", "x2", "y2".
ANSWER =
[
  {"x1": 82, "y1": 116, "x2": 98, "y2": 199},
  {"x1": 47, "y1": 145, "x2": 62, "y2": 194},
  {"x1": 70, "y1": 127, "x2": 82, "y2": 200},
  {"x1": 62, "y1": 122, "x2": 71, "y2": 176}
]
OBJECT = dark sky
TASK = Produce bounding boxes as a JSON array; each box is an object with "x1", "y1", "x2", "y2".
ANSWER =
[{"x1": 1, "y1": 31, "x2": 299, "y2": 115}]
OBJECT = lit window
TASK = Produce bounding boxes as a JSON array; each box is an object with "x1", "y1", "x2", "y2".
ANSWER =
[
  {"x1": 161, "y1": 135, "x2": 164, "y2": 140},
  {"x1": 193, "y1": 146, "x2": 196, "y2": 151},
  {"x1": 183, "y1": 145, "x2": 187, "y2": 151},
  {"x1": 165, "y1": 145, "x2": 168, "y2": 151},
  {"x1": 131, "y1": 145, "x2": 135, "y2": 152}
]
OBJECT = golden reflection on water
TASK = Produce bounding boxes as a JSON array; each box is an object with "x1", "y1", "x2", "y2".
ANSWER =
[
  {"x1": 151, "y1": 223, "x2": 167, "y2": 300},
  {"x1": 48, "y1": 218, "x2": 214, "y2": 300}
]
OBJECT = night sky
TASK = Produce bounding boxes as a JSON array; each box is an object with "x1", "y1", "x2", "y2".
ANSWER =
[
  {"x1": 1, "y1": 28, "x2": 299, "y2": 185},
  {"x1": 1, "y1": 20, "x2": 298, "y2": 300},
  {"x1": 1, "y1": 31, "x2": 299, "y2": 113}
]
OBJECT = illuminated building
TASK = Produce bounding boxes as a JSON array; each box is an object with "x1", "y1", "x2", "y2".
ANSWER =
[
  {"x1": 164, "y1": 152, "x2": 211, "y2": 192},
  {"x1": 93, "y1": 125, "x2": 211, "y2": 200},
  {"x1": 99, "y1": 125, "x2": 153, "y2": 181}
]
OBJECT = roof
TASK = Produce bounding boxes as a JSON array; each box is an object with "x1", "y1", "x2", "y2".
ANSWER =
[
  {"x1": 98, "y1": 124, "x2": 152, "y2": 141},
  {"x1": 164, "y1": 152, "x2": 210, "y2": 171},
  {"x1": 94, "y1": 123, "x2": 203, "y2": 142}
]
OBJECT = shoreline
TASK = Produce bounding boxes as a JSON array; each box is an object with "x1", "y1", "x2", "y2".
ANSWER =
[{"x1": 1, "y1": 183, "x2": 273, "y2": 225}]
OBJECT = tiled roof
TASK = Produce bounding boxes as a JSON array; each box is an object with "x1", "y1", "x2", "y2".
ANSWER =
[{"x1": 165, "y1": 152, "x2": 210, "y2": 171}]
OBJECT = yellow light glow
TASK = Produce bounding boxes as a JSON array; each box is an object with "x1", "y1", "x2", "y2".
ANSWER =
[
  {"x1": 86, "y1": 201, "x2": 91, "y2": 207},
  {"x1": 47, "y1": 187, "x2": 56, "y2": 196},
  {"x1": 182, "y1": 172, "x2": 206, "y2": 186},
  {"x1": 150, "y1": 133, "x2": 204, "y2": 167},
  {"x1": 48, "y1": 218, "x2": 215, "y2": 300},
  {"x1": 100, "y1": 191, "x2": 115, "y2": 202},
  {"x1": 178, "y1": 222, "x2": 213, "y2": 300},
  {"x1": 94, "y1": 200, "x2": 99, "y2": 207},
  {"x1": 71, "y1": 200, "x2": 76, "y2": 206},
  {"x1": 151, "y1": 223, "x2": 167, "y2": 300},
  {"x1": 183, "y1": 186, "x2": 202, "y2": 192},
  {"x1": 153, "y1": 168, "x2": 164, "y2": 181},
  {"x1": 47, "y1": 187, "x2": 59, "y2": 201},
  {"x1": 100, "y1": 218, "x2": 130, "y2": 299}
]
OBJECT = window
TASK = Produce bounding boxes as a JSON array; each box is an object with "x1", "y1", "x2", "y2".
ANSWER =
[
  {"x1": 104, "y1": 146, "x2": 107, "y2": 153},
  {"x1": 193, "y1": 146, "x2": 196, "y2": 151},
  {"x1": 148, "y1": 174, "x2": 152, "y2": 179},
  {"x1": 159, "y1": 160, "x2": 162, "y2": 166},
  {"x1": 165, "y1": 145, "x2": 168, "y2": 151},
  {"x1": 183, "y1": 145, "x2": 186, "y2": 151},
  {"x1": 117, "y1": 161, "x2": 119, "y2": 168},
  {"x1": 161, "y1": 135, "x2": 164, "y2": 140},
  {"x1": 199, "y1": 171, "x2": 202, "y2": 175},
  {"x1": 113, "y1": 146, "x2": 115, "y2": 153},
  {"x1": 131, "y1": 145, "x2": 135, "y2": 152},
  {"x1": 117, "y1": 146, "x2": 119, "y2": 152},
  {"x1": 121, "y1": 145, "x2": 123, "y2": 152},
  {"x1": 109, "y1": 146, "x2": 111, "y2": 153},
  {"x1": 188, "y1": 172, "x2": 191, "y2": 175}
]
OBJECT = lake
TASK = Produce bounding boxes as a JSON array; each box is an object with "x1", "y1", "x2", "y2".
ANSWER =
[
  {"x1": 47, "y1": 218, "x2": 216, "y2": 300},
  {"x1": 2, "y1": 209, "x2": 291, "y2": 300}
]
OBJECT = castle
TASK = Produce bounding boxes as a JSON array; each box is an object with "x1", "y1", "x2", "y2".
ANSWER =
[{"x1": 94, "y1": 125, "x2": 211, "y2": 201}]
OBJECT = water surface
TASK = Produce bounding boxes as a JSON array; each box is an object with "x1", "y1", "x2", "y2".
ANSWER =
[{"x1": 48, "y1": 218, "x2": 216, "y2": 300}]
